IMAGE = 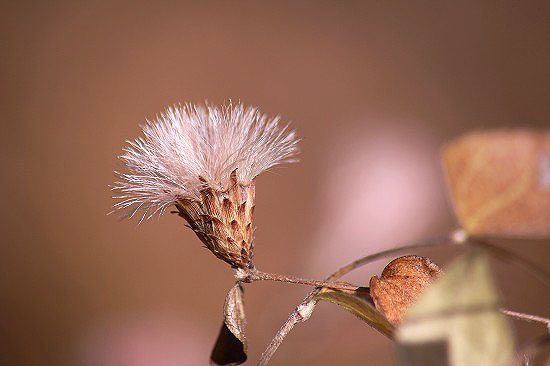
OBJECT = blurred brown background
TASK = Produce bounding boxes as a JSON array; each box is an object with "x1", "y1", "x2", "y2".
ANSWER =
[{"x1": 2, "y1": 1, "x2": 550, "y2": 365}]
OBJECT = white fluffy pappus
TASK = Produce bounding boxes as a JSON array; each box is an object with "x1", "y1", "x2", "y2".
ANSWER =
[{"x1": 112, "y1": 102, "x2": 300, "y2": 221}]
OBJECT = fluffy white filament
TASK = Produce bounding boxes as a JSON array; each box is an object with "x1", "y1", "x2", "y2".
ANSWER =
[{"x1": 113, "y1": 102, "x2": 299, "y2": 221}]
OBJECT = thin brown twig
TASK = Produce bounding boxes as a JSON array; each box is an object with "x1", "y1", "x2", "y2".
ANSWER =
[
  {"x1": 501, "y1": 309, "x2": 550, "y2": 333},
  {"x1": 246, "y1": 269, "x2": 359, "y2": 292}
]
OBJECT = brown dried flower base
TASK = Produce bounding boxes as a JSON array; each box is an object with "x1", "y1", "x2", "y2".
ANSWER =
[{"x1": 175, "y1": 170, "x2": 255, "y2": 269}]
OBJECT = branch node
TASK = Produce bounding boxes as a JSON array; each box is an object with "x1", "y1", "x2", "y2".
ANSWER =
[{"x1": 296, "y1": 301, "x2": 316, "y2": 321}]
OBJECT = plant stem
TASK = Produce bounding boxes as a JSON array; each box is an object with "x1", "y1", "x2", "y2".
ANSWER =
[
  {"x1": 246, "y1": 269, "x2": 359, "y2": 292},
  {"x1": 501, "y1": 309, "x2": 550, "y2": 333}
]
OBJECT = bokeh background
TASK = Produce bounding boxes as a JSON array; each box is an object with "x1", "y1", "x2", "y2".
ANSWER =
[{"x1": 2, "y1": 1, "x2": 550, "y2": 365}]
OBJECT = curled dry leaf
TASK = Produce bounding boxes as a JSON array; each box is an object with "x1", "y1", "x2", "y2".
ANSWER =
[
  {"x1": 210, "y1": 283, "x2": 247, "y2": 366},
  {"x1": 370, "y1": 255, "x2": 442, "y2": 325},
  {"x1": 442, "y1": 130, "x2": 550, "y2": 236},
  {"x1": 224, "y1": 283, "x2": 247, "y2": 348}
]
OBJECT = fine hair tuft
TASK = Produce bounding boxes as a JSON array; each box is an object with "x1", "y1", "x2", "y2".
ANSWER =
[{"x1": 112, "y1": 102, "x2": 299, "y2": 221}]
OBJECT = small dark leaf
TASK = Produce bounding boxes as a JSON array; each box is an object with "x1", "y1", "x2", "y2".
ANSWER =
[
  {"x1": 210, "y1": 322, "x2": 247, "y2": 366},
  {"x1": 315, "y1": 289, "x2": 394, "y2": 338},
  {"x1": 210, "y1": 283, "x2": 247, "y2": 366}
]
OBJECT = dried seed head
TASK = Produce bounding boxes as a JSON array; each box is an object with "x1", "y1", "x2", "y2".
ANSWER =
[
  {"x1": 175, "y1": 170, "x2": 256, "y2": 268},
  {"x1": 370, "y1": 255, "x2": 442, "y2": 325},
  {"x1": 113, "y1": 102, "x2": 299, "y2": 268}
]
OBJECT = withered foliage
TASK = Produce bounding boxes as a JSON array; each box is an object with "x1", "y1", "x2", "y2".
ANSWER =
[{"x1": 442, "y1": 130, "x2": 550, "y2": 237}]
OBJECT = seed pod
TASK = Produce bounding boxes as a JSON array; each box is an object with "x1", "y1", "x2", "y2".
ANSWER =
[
  {"x1": 175, "y1": 171, "x2": 255, "y2": 269},
  {"x1": 370, "y1": 255, "x2": 442, "y2": 325}
]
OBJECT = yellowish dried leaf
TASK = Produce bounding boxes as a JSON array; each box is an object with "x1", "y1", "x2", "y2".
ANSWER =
[
  {"x1": 442, "y1": 130, "x2": 550, "y2": 236},
  {"x1": 315, "y1": 289, "x2": 395, "y2": 338}
]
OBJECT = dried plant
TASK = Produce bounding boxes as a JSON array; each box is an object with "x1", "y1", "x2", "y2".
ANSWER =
[
  {"x1": 113, "y1": 106, "x2": 550, "y2": 366},
  {"x1": 113, "y1": 102, "x2": 298, "y2": 267}
]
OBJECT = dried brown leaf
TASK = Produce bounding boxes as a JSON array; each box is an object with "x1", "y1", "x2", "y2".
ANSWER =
[
  {"x1": 442, "y1": 130, "x2": 550, "y2": 236},
  {"x1": 223, "y1": 283, "x2": 247, "y2": 347},
  {"x1": 370, "y1": 255, "x2": 442, "y2": 325}
]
